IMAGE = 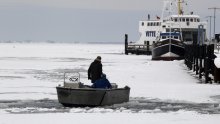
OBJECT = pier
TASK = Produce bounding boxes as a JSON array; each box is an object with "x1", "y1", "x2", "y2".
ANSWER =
[
  {"x1": 184, "y1": 36, "x2": 220, "y2": 84},
  {"x1": 125, "y1": 34, "x2": 152, "y2": 55}
]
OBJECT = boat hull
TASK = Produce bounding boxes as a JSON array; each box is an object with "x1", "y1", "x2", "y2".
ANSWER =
[
  {"x1": 56, "y1": 86, "x2": 130, "y2": 107},
  {"x1": 152, "y1": 39, "x2": 185, "y2": 60}
]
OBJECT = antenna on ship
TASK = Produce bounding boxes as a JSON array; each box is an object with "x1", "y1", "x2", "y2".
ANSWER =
[
  {"x1": 206, "y1": 16, "x2": 213, "y2": 41},
  {"x1": 178, "y1": 0, "x2": 182, "y2": 15},
  {"x1": 177, "y1": 0, "x2": 185, "y2": 15},
  {"x1": 177, "y1": 0, "x2": 189, "y2": 15}
]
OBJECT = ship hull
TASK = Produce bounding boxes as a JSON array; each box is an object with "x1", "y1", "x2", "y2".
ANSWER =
[{"x1": 152, "y1": 39, "x2": 185, "y2": 60}]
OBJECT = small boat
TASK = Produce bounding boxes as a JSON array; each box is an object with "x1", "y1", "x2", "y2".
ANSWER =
[{"x1": 56, "y1": 72, "x2": 130, "y2": 107}]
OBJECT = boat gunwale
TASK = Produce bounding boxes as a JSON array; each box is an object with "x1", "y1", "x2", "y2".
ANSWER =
[{"x1": 56, "y1": 86, "x2": 130, "y2": 92}]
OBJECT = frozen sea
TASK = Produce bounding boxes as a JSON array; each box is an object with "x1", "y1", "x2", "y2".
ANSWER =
[{"x1": 0, "y1": 43, "x2": 220, "y2": 123}]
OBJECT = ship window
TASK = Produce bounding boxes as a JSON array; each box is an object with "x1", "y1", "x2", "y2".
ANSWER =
[
  {"x1": 194, "y1": 18, "x2": 197, "y2": 22},
  {"x1": 142, "y1": 22, "x2": 144, "y2": 26},
  {"x1": 197, "y1": 18, "x2": 200, "y2": 22},
  {"x1": 182, "y1": 18, "x2": 185, "y2": 22},
  {"x1": 174, "y1": 18, "x2": 178, "y2": 22},
  {"x1": 186, "y1": 18, "x2": 189, "y2": 22},
  {"x1": 174, "y1": 36, "x2": 178, "y2": 39},
  {"x1": 171, "y1": 18, "x2": 173, "y2": 21},
  {"x1": 190, "y1": 18, "x2": 193, "y2": 22},
  {"x1": 146, "y1": 32, "x2": 149, "y2": 37},
  {"x1": 162, "y1": 36, "x2": 166, "y2": 39},
  {"x1": 166, "y1": 28, "x2": 174, "y2": 32},
  {"x1": 147, "y1": 23, "x2": 150, "y2": 26}
]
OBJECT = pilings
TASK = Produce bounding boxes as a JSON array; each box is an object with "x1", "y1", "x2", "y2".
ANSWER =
[
  {"x1": 184, "y1": 44, "x2": 217, "y2": 83},
  {"x1": 184, "y1": 24, "x2": 219, "y2": 83},
  {"x1": 215, "y1": 34, "x2": 220, "y2": 53}
]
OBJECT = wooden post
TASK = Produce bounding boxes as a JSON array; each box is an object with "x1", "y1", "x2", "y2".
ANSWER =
[
  {"x1": 204, "y1": 56, "x2": 209, "y2": 83},
  {"x1": 195, "y1": 45, "x2": 199, "y2": 75},
  {"x1": 189, "y1": 45, "x2": 193, "y2": 70},
  {"x1": 199, "y1": 45, "x2": 205, "y2": 79},
  {"x1": 210, "y1": 44, "x2": 216, "y2": 76},
  {"x1": 146, "y1": 41, "x2": 149, "y2": 51},
  {"x1": 193, "y1": 45, "x2": 196, "y2": 72},
  {"x1": 125, "y1": 34, "x2": 128, "y2": 55}
]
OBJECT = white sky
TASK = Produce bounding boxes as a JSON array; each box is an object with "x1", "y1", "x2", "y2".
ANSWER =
[
  {"x1": 0, "y1": 0, "x2": 219, "y2": 42},
  {"x1": 0, "y1": 0, "x2": 219, "y2": 10}
]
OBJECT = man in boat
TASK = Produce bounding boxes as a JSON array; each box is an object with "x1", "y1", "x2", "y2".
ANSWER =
[
  {"x1": 88, "y1": 56, "x2": 102, "y2": 83},
  {"x1": 92, "y1": 73, "x2": 112, "y2": 89}
]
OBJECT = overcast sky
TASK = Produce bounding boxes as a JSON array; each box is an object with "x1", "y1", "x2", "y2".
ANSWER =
[{"x1": 0, "y1": 0, "x2": 219, "y2": 42}]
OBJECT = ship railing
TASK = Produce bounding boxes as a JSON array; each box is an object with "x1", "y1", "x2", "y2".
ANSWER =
[
  {"x1": 124, "y1": 34, "x2": 152, "y2": 55},
  {"x1": 125, "y1": 44, "x2": 152, "y2": 55},
  {"x1": 127, "y1": 44, "x2": 152, "y2": 50}
]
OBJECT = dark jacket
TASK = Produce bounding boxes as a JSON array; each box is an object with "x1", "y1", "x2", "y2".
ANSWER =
[
  {"x1": 88, "y1": 60, "x2": 102, "y2": 83},
  {"x1": 92, "y1": 76, "x2": 112, "y2": 89}
]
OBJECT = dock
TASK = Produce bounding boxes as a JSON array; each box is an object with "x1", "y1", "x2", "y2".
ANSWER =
[{"x1": 125, "y1": 34, "x2": 152, "y2": 55}]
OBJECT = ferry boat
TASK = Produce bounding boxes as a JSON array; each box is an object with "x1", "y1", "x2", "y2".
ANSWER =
[{"x1": 126, "y1": 0, "x2": 208, "y2": 59}]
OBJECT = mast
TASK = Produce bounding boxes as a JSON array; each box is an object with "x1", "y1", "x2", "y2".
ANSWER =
[
  {"x1": 178, "y1": 0, "x2": 182, "y2": 15},
  {"x1": 177, "y1": 0, "x2": 183, "y2": 40}
]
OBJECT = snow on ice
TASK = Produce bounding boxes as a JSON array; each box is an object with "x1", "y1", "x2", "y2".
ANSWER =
[{"x1": 0, "y1": 43, "x2": 220, "y2": 124}]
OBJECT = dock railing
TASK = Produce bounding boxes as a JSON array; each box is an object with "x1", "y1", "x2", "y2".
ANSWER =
[{"x1": 125, "y1": 34, "x2": 152, "y2": 55}]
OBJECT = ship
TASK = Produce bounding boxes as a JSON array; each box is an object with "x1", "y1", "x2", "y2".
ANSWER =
[{"x1": 126, "y1": 0, "x2": 208, "y2": 60}]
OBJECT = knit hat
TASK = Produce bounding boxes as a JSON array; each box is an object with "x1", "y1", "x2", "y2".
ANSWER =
[{"x1": 95, "y1": 56, "x2": 101, "y2": 61}]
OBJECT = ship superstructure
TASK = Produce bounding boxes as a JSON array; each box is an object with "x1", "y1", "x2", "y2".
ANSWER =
[{"x1": 126, "y1": 0, "x2": 207, "y2": 56}]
